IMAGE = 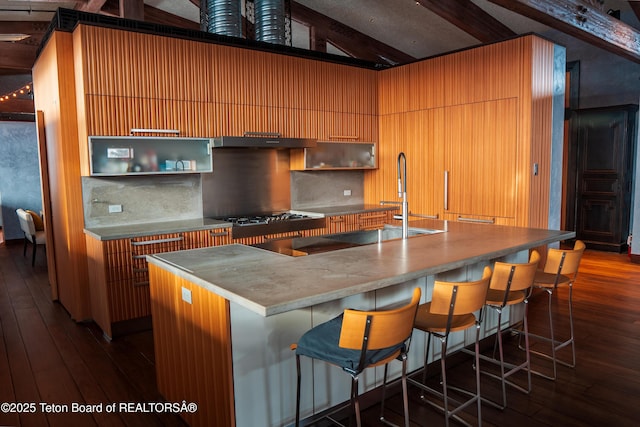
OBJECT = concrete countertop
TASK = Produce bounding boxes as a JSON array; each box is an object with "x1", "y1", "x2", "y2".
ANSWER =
[
  {"x1": 84, "y1": 217, "x2": 231, "y2": 240},
  {"x1": 83, "y1": 205, "x2": 396, "y2": 240},
  {"x1": 291, "y1": 203, "x2": 397, "y2": 216},
  {"x1": 147, "y1": 219, "x2": 575, "y2": 317}
]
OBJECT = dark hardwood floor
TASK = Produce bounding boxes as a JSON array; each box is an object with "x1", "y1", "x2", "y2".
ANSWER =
[{"x1": 1, "y1": 238, "x2": 639, "y2": 426}]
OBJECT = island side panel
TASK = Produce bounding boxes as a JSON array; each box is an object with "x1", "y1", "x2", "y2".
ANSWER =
[
  {"x1": 148, "y1": 264, "x2": 236, "y2": 427},
  {"x1": 229, "y1": 300, "x2": 313, "y2": 427}
]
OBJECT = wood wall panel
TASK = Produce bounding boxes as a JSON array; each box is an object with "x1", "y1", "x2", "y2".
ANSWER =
[
  {"x1": 32, "y1": 31, "x2": 92, "y2": 321},
  {"x1": 369, "y1": 35, "x2": 558, "y2": 228},
  {"x1": 149, "y1": 264, "x2": 235, "y2": 427},
  {"x1": 81, "y1": 95, "x2": 377, "y2": 148},
  {"x1": 85, "y1": 234, "x2": 111, "y2": 337},
  {"x1": 527, "y1": 37, "x2": 556, "y2": 229},
  {"x1": 405, "y1": 108, "x2": 446, "y2": 218},
  {"x1": 435, "y1": 38, "x2": 522, "y2": 108},
  {"x1": 445, "y1": 99, "x2": 518, "y2": 219},
  {"x1": 75, "y1": 25, "x2": 377, "y2": 115},
  {"x1": 378, "y1": 38, "x2": 523, "y2": 115}
]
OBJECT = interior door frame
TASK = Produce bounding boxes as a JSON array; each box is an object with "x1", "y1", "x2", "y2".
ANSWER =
[
  {"x1": 563, "y1": 61, "x2": 581, "y2": 233},
  {"x1": 36, "y1": 110, "x2": 58, "y2": 300}
]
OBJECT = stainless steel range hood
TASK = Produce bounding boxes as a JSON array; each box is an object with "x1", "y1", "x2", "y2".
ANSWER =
[{"x1": 212, "y1": 133, "x2": 317, "y2": 148}]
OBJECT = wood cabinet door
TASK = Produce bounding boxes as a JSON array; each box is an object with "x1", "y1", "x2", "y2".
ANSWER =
[
  {"x1": 573, "y1": 105, "x2": 638, "y2": 251},
  {"x1": 444, "y1": 98, "x2": 518, "y2": 222},
  {"x1": 405, "y1": 108, "x2": 445, "y2": 219}
]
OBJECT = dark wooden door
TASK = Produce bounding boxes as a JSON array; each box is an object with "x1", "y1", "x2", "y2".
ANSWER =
[{"x1": 573, "y1": 105, "x2": 637, "y2": 252}]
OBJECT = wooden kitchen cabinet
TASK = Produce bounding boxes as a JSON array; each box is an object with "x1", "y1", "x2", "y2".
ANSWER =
[
  {"x1": 369, "y1": 35, "x2": 557, "y2": 230},
  {"x1": 323, "y1": 212, "x2": 392, "y2": 234},
  {"x1": 443, "y1": 99, "x2": 518, "y2": 223},
  {"x1": 86, "y1": 228, "x2": 231, "y2": 339},
  {"x1": 404, "y1": 108, "x2": 445, "y2": 219},
  {"x1": 357, "y1": 211, "x2": 391, "y2": 229},
  {"x1": 376, "y1": 102, "x2": 517, "y2": 224}
]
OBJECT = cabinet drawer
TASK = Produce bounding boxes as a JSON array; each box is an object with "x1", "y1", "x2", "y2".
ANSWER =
[
  {"x1": 357, "y1": 211, "x2": 389, "y2": 230},
  {"x1": 130, "y1": 234, "x2": 184, "y2": 285}
]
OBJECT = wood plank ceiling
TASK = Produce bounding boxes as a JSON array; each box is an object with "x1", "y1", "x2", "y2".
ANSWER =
[{"x1": 1, "y1": 0, "x2": 639, "y2": 115}]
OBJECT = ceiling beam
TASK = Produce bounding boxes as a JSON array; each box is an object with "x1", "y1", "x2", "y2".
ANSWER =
[
  {"x1": 488, "y1": 0, "x2": 640, "y2": 63},
  {"x1": 0, "y1": 99, "x2": 34, "y2": 114},
  {"x1": 120, "y1": 0, "x2": 144, "y2": 20},
  {"x1": 76, "y1": 0, "x2": 108, "y2": 13},
  {"x1": 290, "y1": 2, "x2": 415, "y2": 64},
  {"x1": 416, "y1": 0, "x2": 516, "y2": 42},
  {"x1": 143, "y1": 5, "x2": 200, "y2": 30},
  {"x1": 0, "y1": 43, "x2": 38, "y2": 72},
  {"x1": 0, "y1": 21, "x2": 50, "y2": 34}
]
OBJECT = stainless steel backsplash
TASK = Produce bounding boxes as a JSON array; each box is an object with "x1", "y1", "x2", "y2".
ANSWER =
[{"x1": 202, "y1": 148, "x2": 291, "y2": 217}]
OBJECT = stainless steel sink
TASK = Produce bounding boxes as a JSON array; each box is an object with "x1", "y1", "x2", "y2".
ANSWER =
[{"x1": 325, "y1": 224, "x2": 444, "y2": 245}]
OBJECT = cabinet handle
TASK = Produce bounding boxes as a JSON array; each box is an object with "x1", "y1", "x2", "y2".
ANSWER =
[
  {"x1": 133, "y1": 267, "x2": 148, "y2": 273},
  {"x1": 243, "y1": 131, "x2": 281, "y2": 138},
  {"x1": 329, "y1": 217, "x2": 345, "y2": 223},
  {"x1": 409, "y1": 212, "x2": 439, "y2": 219},
  {"x1": 328, "y1": 135, "x2": 359, "y2": 140},
  {"x1": 457, "y1": 216, "x2": 495, "y2": 224},
  {"x1": 133, "y1": 281, "x2": 150, "y2": 287},
  {"x1": 131, "y1": 235, "x2": 184, "y2": 246},
  {"x1": 264, "y1": 232, "x2": 303, "y2": 241},
  {"x1": 132, "y1": 255, "x2": 148, "y2": 260},
  {"x1": 444, "y1": 170, "x2": 449, "y2": 211},
  {"x1": 209, "y1": 230, "x2": 230, "y2": 237},
  {"x1": 130, "y1": 128, "x2": 180, "y2": 135}
]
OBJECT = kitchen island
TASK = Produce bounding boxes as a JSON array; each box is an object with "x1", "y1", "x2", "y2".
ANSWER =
[{"x1": 146, "y1": 219, "x2": 574, "y2": 427}]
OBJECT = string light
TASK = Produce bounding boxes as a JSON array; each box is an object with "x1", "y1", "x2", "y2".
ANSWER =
[{"x1": 0, "y1": 83, "x2": 33, "y2": 102}]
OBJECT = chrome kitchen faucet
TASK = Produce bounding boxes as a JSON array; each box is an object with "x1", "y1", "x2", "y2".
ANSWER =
[{"x1": 381, "y1": 152, "x2": 409, "y2": 239}]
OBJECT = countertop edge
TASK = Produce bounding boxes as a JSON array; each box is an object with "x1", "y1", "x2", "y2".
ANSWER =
[
  {"x1": 148, "y1": 223, "x2": 575, "y2": 317},
  {"x1": 83, "y1": 205, "x2": 396, "y2": 240},
  {"x1": 84, "y1": 219, "x2": 231, "y2": 240}
]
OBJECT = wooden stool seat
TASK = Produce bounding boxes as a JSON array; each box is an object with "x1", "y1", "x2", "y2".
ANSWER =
[
  {"x1": 530, "y1": 240, "x2": 585, "y2": 380},
  {"x1": 409, "y1": 267, "x2": 491, "y2": 427},
  {"x1": 472, "y1": 251, "x2": 539, "y2": 409},
  {"x1": 291, "y1": 287, "x2": 421, "y2": 427},
  {"x1": 414, "y1": 302, "x2": 476, "y2": 332}
]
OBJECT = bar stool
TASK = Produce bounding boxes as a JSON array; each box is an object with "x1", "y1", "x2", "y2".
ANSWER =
[
  {"x1": 291, "y1": 287, "x2": 421, "y2": 427},
  {"x1": 476, "y1": 250, "x2": 539, "y2": 409},
  {"x1": 530, "y1": 240, "x2": 585, "y2": 380},
  {"x1": 408, "y1": 267, "x2": 491, "y2": 427}
]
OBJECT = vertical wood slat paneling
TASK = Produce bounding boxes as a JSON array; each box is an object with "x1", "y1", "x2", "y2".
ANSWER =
[
  {"x1": 86, "y1": 230, "x2": 235, "y2": 338},
  {"x1": 368, "y1": 35, "x2": 555, "y2": 229},
  {"x1": 378, "y1": 38, "x2": 524, "y2": 115},
  {"x1": 445, "y1": 98, "x2": 518, "y2": 219},
  {"x1": 85, "y1": 236, "x2": 112, "y2": 338},
  {"x1": 77, "y1": 25, "x2": 377, "y2": 112},
  {"x1": 149, "y1": 264, "x2": 235, "y2": 427}
]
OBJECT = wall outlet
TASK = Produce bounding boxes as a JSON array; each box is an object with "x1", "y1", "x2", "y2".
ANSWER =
[
  {"x1": 343, "y1": 189, "x2": 352, "y2": 196},
  {"x1": 108, "y1": 204, "x2": 123, "y2": 213},
  {"x1": 181, "y1": 287, "x2": 192, "y2": 304}
]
